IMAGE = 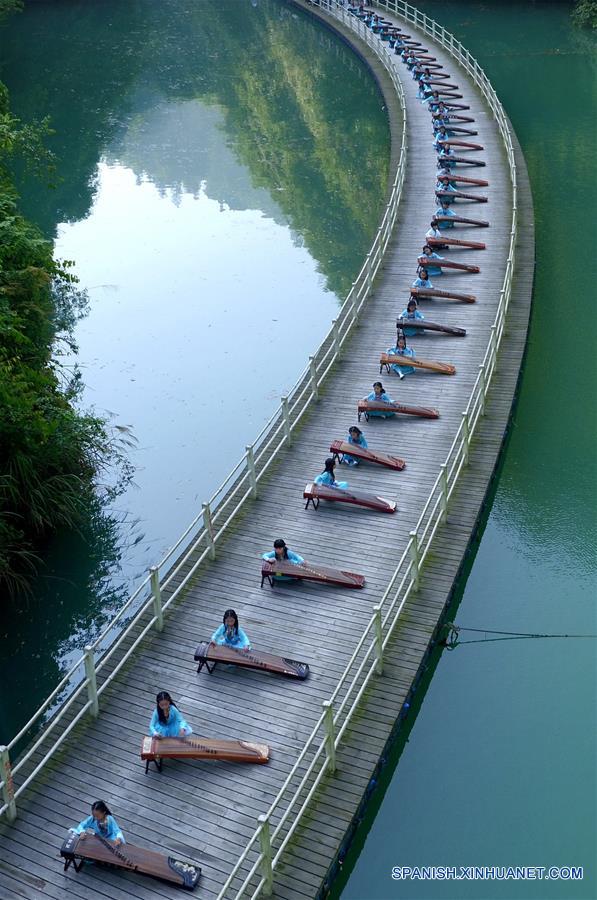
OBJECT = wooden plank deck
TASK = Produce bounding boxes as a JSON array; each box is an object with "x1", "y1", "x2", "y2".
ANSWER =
[{"x1": 0, "y1": 6, "x2": 533, "y2": 900}]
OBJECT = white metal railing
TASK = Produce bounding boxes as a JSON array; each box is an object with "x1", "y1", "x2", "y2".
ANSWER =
[
  {"x1": 1, "y1": 6, "x2": 520, "y2": 896},
  {"x1": 0, "y1": 8, "x2": 408, "y2": 823},
  {"x1": 214, "y1": 2, "x2": 519, "y2": 897}
]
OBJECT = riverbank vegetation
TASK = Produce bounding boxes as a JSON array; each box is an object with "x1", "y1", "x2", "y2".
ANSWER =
[
  {"x1": 0, "y1": 0, "x2": 131, "y2": 597},
  {"x1": 572, "y1": 0, "x2": 597, "y2": 28}
]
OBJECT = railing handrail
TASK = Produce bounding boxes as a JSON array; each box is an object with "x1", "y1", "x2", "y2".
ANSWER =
[
  {"x1": 1, "y1": 14, "x2": 520, "y2": 900},
  {"x1": 0, "y1": 6, "x2": 408, "y2": 815}
]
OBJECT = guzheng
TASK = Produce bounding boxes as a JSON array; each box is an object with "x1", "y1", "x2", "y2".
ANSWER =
[
  {"x1": 437, "y1": 127, "x2": 478, "y2": 136},
  {"x1": 396, "y1": 317, "x2": 466, "y2": 337},
  {"x1": 435, "y1": 92, "x2": 463, "y2": 99},
  {"x1": 434, "y1": 114, "x2": 475, "y2": 123},
  {"x1": 140, "y1": 735, "x2": 270, "y2": 772},
  {"x1": 426, "y1": 236, "x2": 486, "y2": 250},
  {"x1": 437, "y1": 174, "x2": 489, "y2": 186},
  {"x1": 418, "y1": 255, "x2": 480, "y2": 273},
  {"x1": 357, "y1": 400, "x2": 440, "y2": 421},
  {"x1": 439, "y1": 139, "x2": 484, "y2": 150},
  {"x1": 60, "y1": 832, "x2": 201, "y2": 890},
  {"x1": 379, "y1": 353, "x2": 456, "y2": 376},
  {"x1": 194, "y1": 641, "x2": 310, "y2": 678},
  {"x1": 411, "y1": 287, "x2": 476, "y2": 304},
  {"x1": 436, "y1": 190, "x2": 488, "y2": 203},
  {"x1": 436, "y1": 214, "x2": 489, "y2": 227},
  {"x1": 329, "y1": 439, "x2": 406, "y2": 470},
  {"x1": 303, "y1": 482, "x2": 397, "y2": 514},
  {"x1": 439, "y1": 154, "x2": 486, "y2": 167},
  {"x1": 261, "y1": 559, "x2": 365, "y2": 589},
  {"x1": 442, "y1": 103, "x2": 470, "y2": 110},
  {"x1": 427, "y1": 81, "x2": 459, "y2": 89}
]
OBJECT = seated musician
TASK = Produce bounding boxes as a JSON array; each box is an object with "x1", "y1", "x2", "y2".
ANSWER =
[
  {"x1": 399, "y1": 297, "x2": 425, "y2": 337},
  {"x1": 70, "y1": 800, "x2": 125, "y2": 845},
  {"x1": 412, "y1": 266, "x2": 434, "y2": 290},
  {"x1": 262, "y1": 539, "x2": 305, "y2": 580},
  {"x1": 436, "y1": 174, "x2": 458, "y2": 199},
  {"x1": 386, "y1": 331, "x2": 416, "y2": 379},
  {"x1": 314, "y1": 458, "x2": 348, "y2": 490},
  {"x1": 435, "y1": 201, "x2": 457, "y2": 229},
  {"x1": 149, "y1": 690, "x2": 193, "y2": 738},
  {"x1": 211, "y1": 608, "x2": 251, "y2": 650},
  {"x1": 365, "y1": 381, "x2": 395, "y2": 418},
  {"x1": 341, "y1": 425, "x2": 368, "y2": 466},
  {"x1": 433, "y1": 126, "x2": 450, "y2": 150},
  {"x1": 422, "y1": 90, "x2": 440, "y2": 109},
  {"x1": 418, "y1": 244, "x2": 444, "y2": 277},
  {"x1": 418, "y1": 81, "x2": 432, "y2": 101}
]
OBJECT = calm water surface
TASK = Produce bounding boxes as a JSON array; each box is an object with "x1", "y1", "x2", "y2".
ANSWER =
[
  {"x1": 0, "y1": 0, "x2": 390, "y2": 741},
  {"x1": 334, "y1": 3, "x2": 597, "y2": 899}
]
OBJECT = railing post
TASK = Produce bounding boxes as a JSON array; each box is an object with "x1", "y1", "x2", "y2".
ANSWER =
[
  {"x1": 373, "y1": 605, "x2": 384, "y2": 675},
  {"x1": 202, "y1": 501, "x2": 216, "y2": 560},
  {"x1": 409, "y1": 530, "x2": 420, "y2": 591},
  {"x1": 365, "y1": 252, "x2": 373, "y2": 293},
  {"x1": 309, "y1": 356, "x2": 319, "y2": 401},
  {"x1": 257, "y1": 814, "x2": 274, "y2": 897},
  {"x1": 439, "y1": 463, "x2": 449, "y2": 524},
  {"x1": 322, "y1": 700, "x2": 337, "y2": 773},
  {"x1": 246, "y1": 445, "x2": 258, "y2": 499},
  {"x1": 281, "y1": 396, "x2": 292, "y2": 446},
  {"x1": 150, "y1": 565, "x2": 163, "y2": 632},
  {"x1": 0, "y1": 745, "x2": 17, "y2": 822},
  {"x1": 332, "y1": 319, "x2": 341, "y2": 360},
  {"x1": 84, "y1": 646, "x2": 99, "y2": 718},
  {"x1": 478, "y1": 364, "x2": 487, "y2": 415},
  {"x1": 462, "y1": 411, "x2": 470, "y2": 466}
]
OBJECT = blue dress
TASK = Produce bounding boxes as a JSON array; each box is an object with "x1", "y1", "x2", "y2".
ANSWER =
[
  {"x1": 435, "y1": 206, "x2": 456, "y2": 230},
  {"x1": 412, "y1": 276, "x2": 434, "y2": 289},
  {"x1": 262, "y1": 549, "x2": 304, "y2": 581},
  {"x1": 149, "y1": 705, "x2": 192, "y2": 738},
  {"x1": 211, "y1": 623, "x2": 251, "y2": 650},
  {"x1": 419, "y1": 252, "x2": 443, "y2": 276},
  {"x1": 399, "y1": 308, "x2": 425, "y2": 337},
  {"x1": 72, "y1": 815, "x2": 125, "y2": 843},
  {"x1": 314, "y1": 471, "x2": 348, "y2": 490},
  {"x1": 386, "y1": 345, "x2": 416, "y2": 378},
  {"x1": 366, "y1": 390, "x2": 395, "y2": 418},
  {"x1": 342, "y1": 432, "x2": 368, "y2": 466}
]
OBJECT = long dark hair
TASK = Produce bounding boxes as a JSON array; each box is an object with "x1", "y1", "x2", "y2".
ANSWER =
[
  {"x1": 222, "y1": 609, "x2": 239, "y2": 636},
  {"x1": 348, "y1": 425, "x2": 363, "y2": 440},
  {"x1": 91, "y1": 800, "x2": 112, "y2": 818},
  {"x1": 322, "y1": 457, "x2": 335, "y2": 476},
  {"x1": 273, "y1": 538, "x2": 289, "y2": 559},
  {"x1": 155, "y1": 690, "x2": 178, "y2": 724},
  {"x1": 373, "y1": 381, "x2": 385, "y2": 392},
  {"x1": 418, "y1": 267, "x2": 429, "y2": 280}
]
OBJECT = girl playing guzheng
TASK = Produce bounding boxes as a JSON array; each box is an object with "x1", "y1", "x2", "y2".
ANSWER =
[
  {"x1": 149, "y1": 691, "x2": 193, "y2": 738},
  {"x1": 70, "y1": 800, "x2": 125, "y2": 845},
  {"x1": 386, "y1": 331, "x2": 416, "y2": 379},
  {"x1": 314, "y1": 457, "x2": 348, "y2": 490},
  {"x1": 399, "y1": 297, "x2": 425, "y2": 337},
  {"x1": 211, "y1": 608, "x2": 251, "y2": 650},
  {"x1": 412, "y1": 267, "x2": 434, "y2": 290},
  {"x1": 365, "y1": 381, "x2": 395, "y2": 418},
  {"x1": 262, "y1": 539, "x2": 304, "y2": 581},
  {"x1": 341, "y1": 425, "x2": 368, "y2": 467}
]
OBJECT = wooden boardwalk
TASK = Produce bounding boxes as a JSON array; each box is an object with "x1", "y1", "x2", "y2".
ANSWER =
[{"x1": 0, "y1": 6, "x2": 533, "y2": 900}]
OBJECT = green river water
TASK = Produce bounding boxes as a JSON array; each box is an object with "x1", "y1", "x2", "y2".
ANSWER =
[{"x1": 1, "y1": 2, "x2": 596, "y2": 898}]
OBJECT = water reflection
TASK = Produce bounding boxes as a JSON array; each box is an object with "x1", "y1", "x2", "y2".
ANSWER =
[{"x1": 0, "y1": 0, "x2": 390, "y2": 739}]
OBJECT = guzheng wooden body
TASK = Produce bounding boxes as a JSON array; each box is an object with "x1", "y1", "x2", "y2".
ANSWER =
[
  {"x1": 358, "y1": 400, "x2": 440, "y2": 421},
  {"x1": 303, "y1": 482, "x2": 397, "y2": 514},
  {"x1": 435, "y1": 92, "x2": 463, "y2": 99},
  {"x1": 437, "y1": 127, "x2": 478, "y2": 136},
  {"x1": 261, "y1": 559, "x2": 365, "y2": 589},
  {"x1": 411, "y1": 287, "x2": 476, "y2": 304},
  {"x1": 437, "y1": 174, "x2": 489, "y2": 186},
  {"x1": 436, "y1": 214, "x2": 489, "y2": 227},
  {"x1": 418, "y1": 256, "x2": 480, "y2": 273},
  {"x1": 436, "y1": 190, "x2": 488, "y2": 203},
  {"x1": 439, "y1": 154, "x2": 486, "y2": 167},
  {"x1": 427, "y1": 81, "x2": 459, "y2": 89},
  {"x1": 438, "y1": 139, "x2": 484, "y2": 151},
  {"x1": 329, "y1": 439, "x2": 406, "y2": 470},
  {"x1": 434, "y1": 113, "x2": 474, "y2": 123},
  {"x1": 426, "y1": 236, "x2": 486, "y2": 250},
  {"x1": 442, "y1": 103, "x2": 470, "y2": 110},
  {"x1": 396, "y1": 317, "x2": 466, "y2": 336},
  {"x1": 60, "y1": 833, "x2": 201, "y2": 890},
  {"x1": 141, "y1": 736, "x2": 270, "y2": 772},
  {"x1": 379, "y1": 353, "x2": 456, "y2": 376},
  {"x1": 194, "y1": 641, "x2": 310, "y2": 678}
]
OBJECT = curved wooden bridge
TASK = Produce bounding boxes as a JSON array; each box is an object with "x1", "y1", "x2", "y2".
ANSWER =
[{"x1": 0, "y1": 2, "x2": 533, "y2": 899}]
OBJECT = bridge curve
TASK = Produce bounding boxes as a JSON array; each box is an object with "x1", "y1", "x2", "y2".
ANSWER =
[{"x1": 0, "y1": 3, "x2": 533, "y2": 899}]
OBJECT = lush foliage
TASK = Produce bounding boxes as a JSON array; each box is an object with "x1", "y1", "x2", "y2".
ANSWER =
[
  {"x1": 572, "y1": 0, "x2": 597, "y2": 28},
  {"x1": 0, "y1": 63, "x2": 130, "y2": 595}
]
